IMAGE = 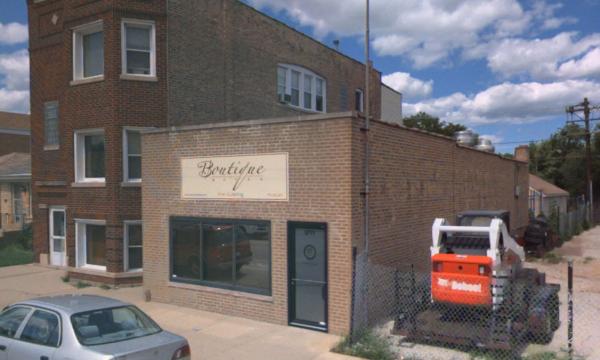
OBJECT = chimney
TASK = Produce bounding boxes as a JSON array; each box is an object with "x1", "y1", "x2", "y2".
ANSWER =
[{"x1": 514, "y1": 145, "x2": 529, "y2": 162}]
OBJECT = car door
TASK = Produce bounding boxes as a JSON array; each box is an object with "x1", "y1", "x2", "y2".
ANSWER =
[
  {"x1": 0, "y1": 306, "x2": 33, "y2": 360},
  {"x1": 9, "y1": 309, "x2": 59, "y2": 360}
]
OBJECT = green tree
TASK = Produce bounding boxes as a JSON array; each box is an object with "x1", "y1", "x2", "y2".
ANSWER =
[
  {"x1": 402, "y1": 112, "x2": 467, "y2": 137},
  {"x1": 529, "y1": 123, "x2": 587, "y2": 196}
]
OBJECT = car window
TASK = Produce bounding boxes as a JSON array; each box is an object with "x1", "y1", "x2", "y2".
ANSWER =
[
  {"x1": 0, "y1": 306, "x2": 31, "y2": 339},
  {"x1": 71, "y1": 306, "x2": 161, "y2": 346},
  {"x1": 19, "y1": 310, "x2": 61, "y2": 347}
]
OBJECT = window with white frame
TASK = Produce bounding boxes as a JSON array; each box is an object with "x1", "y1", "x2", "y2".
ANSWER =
[
  {"x1": 75, "y1": 219, "x2": 106, "y2": 271},
  {"x1": 124, "y1": 221, "x2": 143, "y2": 271},
  {"x1": 121, "y1": 19, "x2": 156, "y2": 76},
  {"x1": 123, "y1": 129, "x2": 142, "y2": 183},
  {"x1": 73, "y1": 21, "x2": 104, "y2": 81},
  {"x1": 277, "y1": 65, "x2": 326, "y2": 113},
  {"x1": 355, "y1": 89, "x2": 364, "y2": 112},
  {"x1": 44, "y1": 101, "x2": 59, "y2": 147},
  {"x1": 74, "y1": 129, "x2": 105, "y2": 183}
]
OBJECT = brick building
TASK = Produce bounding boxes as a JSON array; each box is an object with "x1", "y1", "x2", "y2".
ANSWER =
[
  {"x1": 141, "y1": 113, "x2": 528, "y2": 334},
  {"x1": 28, "y1": 0, "x2": 394, "y2": 284},
  {"x1": 0, "y1": 112, "x2": 30, "y2": 157}
]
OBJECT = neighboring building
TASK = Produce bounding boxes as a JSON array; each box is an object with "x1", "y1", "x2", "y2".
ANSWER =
[
  {"x1": 28, "y1": 0, "x2": 382, "y2": 285},
  {"x1": 529, "y1": 173, "x2": 569, "y2": 217},
  {"x1": 0, "y1": 112, "x2": 30, "y2": 157},
  {"x1": 0, "y1": 153, "x2": 32, "y2": 236},
  {"x1": 142, "y1": 113, "x2": 528, "y2": 334},
  {"x1": 380, "y1": 84, "x2": 402, "y2": 123}
]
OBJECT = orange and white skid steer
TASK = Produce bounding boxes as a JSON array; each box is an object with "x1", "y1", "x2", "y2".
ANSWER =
[{"x1": 394, "y1": 210, "x2": 560, "y2": 351}]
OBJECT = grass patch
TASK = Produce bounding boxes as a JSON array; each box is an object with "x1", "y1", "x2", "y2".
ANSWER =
[
  {"x1": 543, "y1": 252, "x2": 563, "y2": 264},
  {"x1": 99, "y1": 284, "x2": 111, "y2": 290},
  {"x1": 0, "y1": 244, "x2": 33, "y2": 267},
  {"x1": 74, "y1": 281, "x2": 91, "y2": 289},
  {"x1": 333, "y1": 330, "x2": 395, "y2": 360}
]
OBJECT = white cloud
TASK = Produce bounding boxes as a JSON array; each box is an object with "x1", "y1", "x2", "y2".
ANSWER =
[
  {"x1": 555, "y1": 47, "x2": 600, "y2": 79},
  {"x1": 478, "y1": 134, "x2": 503, "y2": 145},
  {"x1": 0, "y1": 50, "x2": 30, "y2": 91},
  {"x1": 248, "y1": 0, "x2": 573, "y2": 68},
  {"x1": 382, "y1": 72, "x2": 433, "y2": 101},
  {"x1": 405, "y1": 80, "x2": 600, "y2": 125},
  {"x1": 0, "y1": 22, "x2": 28, "y2": 45},
  {"x1": 482, "y1": 32, "x2": 600, "y2": 79},
  {"x1": 0, "y1": 49, "x2": 30, "y2": 113},
  {"x1": 0, "y1": 89, "x2": 29, "y2": 113}
]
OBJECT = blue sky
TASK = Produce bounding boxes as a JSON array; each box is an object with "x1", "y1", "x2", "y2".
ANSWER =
[{"x1": 2, "y1": 1, "x2": 600, "y2": 153}]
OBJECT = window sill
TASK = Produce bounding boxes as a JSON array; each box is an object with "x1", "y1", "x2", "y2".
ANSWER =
[
  {"x1": 70, "y1": 75, "x2": 104, "y2": 86},
  {"x1": 277, "y1": 102, "x2": 326, "y2": 115},
  {"x1": 121, "y1": 181, "x2": 141, "y2": 187},
  {"x1": 80, "y1": 264, "x2": 107, "y2": 272},
  {"x1": 43, "y1": 145, "x2": 60, "y2": 151},
  {"x1": 120, "y1": 74, "x2": 158, "y2": 82},
  {"x1": 71, "y1": 181, "x2": 106, "y2": 188},
  {"x1": 168, "y1": 281, "x2": 274, "y2": 303}
]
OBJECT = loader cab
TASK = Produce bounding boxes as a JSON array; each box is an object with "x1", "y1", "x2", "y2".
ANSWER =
[{"x1": 439, "y1": 210, "x2": 510, "y2": 256}]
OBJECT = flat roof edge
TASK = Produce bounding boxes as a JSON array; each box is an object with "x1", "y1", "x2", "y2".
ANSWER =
[{"x1": 145, "y1": 112, "x2": 356, "y2": 135}]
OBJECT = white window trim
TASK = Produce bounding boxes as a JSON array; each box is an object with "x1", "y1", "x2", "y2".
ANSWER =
[
  {"x1": 122, "y1": 127, "x2": 149, "y2": 184},
  {"x1": 124, "y1": 220, "x2": 143, "y2": 272},
  {"x1": 121, "y1": 18, "x2": 156, "y2": 79},
  {"x1": 74, "y1": 219, "x2": 107, "y2": 272},
  {"x1": 72, "y1": 20, "x2": 104, "y2": 82},
  {"x1": 74, "y1": 128, "x2": 106, "y2": 184},
  {"x1": 277, "y1": 64, "x2": 326, "y2": 113}
]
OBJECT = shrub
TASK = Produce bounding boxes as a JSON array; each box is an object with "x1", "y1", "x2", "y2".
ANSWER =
[
  {"x1": 333, "y1": 329, "x2": 395, "y2": 360},
  {"x1": 17, "y1": 224, "x2": 33, "y2": 250}
]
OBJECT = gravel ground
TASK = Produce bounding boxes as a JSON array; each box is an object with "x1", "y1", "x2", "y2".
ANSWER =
[{"x1": 379, "y1": 226, "x2": 600, "y2": 360}]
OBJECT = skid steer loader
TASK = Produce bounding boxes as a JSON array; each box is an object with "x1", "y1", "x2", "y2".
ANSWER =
[{"x1": 394, "y1": 210, "x2": 560, "y2": 351}]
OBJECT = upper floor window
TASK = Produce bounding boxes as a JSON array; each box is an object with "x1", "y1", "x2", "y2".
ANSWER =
[
  {"x1": 44, "y1": 101, "x2": 59, "y2": 149},
  {"x1": 355, "y1": 89, "x2": 364, "y2": 112},
  {"x1": 73, "y1": 21, "x2": 104, "y2": 81},
  {"x1": 74, "y1": 129, "x2": 105, "y2": 183},
  {"x1": 121, "y1": 19, "x2": 156, "y2": 77},
  {"x1": 277, "y1": 65, "x2": 326, "y2": 113},
  {"x1": 123, "y1": 128, "x2": 143, "y2": 183}
]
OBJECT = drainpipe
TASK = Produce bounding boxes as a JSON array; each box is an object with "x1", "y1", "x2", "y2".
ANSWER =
[{"x1": 363, "y1": 0, "x2": 371, "y2": 258}]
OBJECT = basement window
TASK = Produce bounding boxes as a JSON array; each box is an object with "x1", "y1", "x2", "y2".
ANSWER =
[
  {"x1": 277, "y1": 64, "x2": 326, "y2": 113},
  {"x1": 121, "y1": 19, "x2": 156, "y2": 78},
  {"x1": 72, "y1": 21, "x2": 104, "y2": 81},
  {"x1": 74, "y1": 129, "x2": 105, "y2": 183}
]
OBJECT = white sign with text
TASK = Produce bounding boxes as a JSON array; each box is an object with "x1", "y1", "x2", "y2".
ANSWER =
[{"x1": 181, "y1": 153, "x2": 289, "y2": 201}]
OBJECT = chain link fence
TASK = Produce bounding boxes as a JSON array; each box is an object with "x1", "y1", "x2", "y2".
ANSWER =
[{"x1": 350, "y1": 253, "x2": 598, "y2": 360}]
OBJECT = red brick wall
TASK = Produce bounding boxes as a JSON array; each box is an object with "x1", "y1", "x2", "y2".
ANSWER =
[{"x1": 28, "y1": 0, "x2": 167, "y2": 275}]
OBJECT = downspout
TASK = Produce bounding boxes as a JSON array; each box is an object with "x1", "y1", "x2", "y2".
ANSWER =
[{"x1": 364, "y1": 0, "x2": 371, "y2": 258}]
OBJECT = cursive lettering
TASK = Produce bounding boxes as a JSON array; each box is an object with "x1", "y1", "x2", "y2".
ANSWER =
[{"x1": 197, "y1": 160, "x2": 265, "y2": 191}]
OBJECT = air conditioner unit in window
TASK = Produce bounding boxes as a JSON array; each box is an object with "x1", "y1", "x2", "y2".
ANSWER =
[{"x1": 278, "y1": 93, "x2": 292, "y2": 104}]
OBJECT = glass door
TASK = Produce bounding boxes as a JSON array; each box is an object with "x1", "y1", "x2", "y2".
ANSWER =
[
  {"x1": 49, "y1": 208, "x2": 66, "y2": 266},
  {"x1": 288, "y1": 222, "x2": 328, "y2": 331}
]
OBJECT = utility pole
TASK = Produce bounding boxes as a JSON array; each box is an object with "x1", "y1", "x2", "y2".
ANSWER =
[
  {"x1": 363, "y1": 0, "x2": 371, "y2": 256},
  {"x1": 566, "y1": 98, "x2": 600, "y2": 224}
]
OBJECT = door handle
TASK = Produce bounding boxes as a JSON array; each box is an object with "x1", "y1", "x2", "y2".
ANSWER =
[{"x1": 0, "y1": 344, "x2": 6, "y2": 351}]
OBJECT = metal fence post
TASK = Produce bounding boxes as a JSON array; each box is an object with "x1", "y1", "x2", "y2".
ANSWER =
[{"x1": 568, "y1": 260, "x2": 574, "y2": 359}]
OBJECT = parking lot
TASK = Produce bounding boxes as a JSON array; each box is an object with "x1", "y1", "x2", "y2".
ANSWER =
[{"x1": 0, "y1": 265, "x2": 353, "y2": 360}]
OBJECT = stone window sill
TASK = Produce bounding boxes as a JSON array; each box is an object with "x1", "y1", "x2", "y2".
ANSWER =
[
  {"x1": 70, "y1": 75, "x2": 104, "y2": 86},
  {"x1": 71, "y1": 182, "x2": 106, "y2": 188},
  {"x1": 168, "y1": 281, "x2": 274, "y2": 303},
  {"x1": 121, "y1": 181, "x2": 142, "y2": 188},
  {"x1": 43, "y1": 145, "x2": 59, "y2": 151},
  {"x1": 120, "y1": 74, "x2": 158, "y2": 82}
]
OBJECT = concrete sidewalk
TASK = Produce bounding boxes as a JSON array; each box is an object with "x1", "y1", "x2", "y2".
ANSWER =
[{"x1": 0, "y1": 264, "x2": 355, "y2": 360}]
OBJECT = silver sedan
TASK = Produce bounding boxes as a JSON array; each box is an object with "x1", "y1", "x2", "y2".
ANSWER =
[{"x1": 0, "y1": 295, "x2": 191, "y2": 360}]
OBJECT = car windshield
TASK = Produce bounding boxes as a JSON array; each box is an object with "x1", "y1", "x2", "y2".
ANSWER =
[
  {"x1": 458, "y1": 216, "x2": 493, "y2": 227},
  {"x1": 71, "y1": 306, "x2": 161, "y2": 346}
]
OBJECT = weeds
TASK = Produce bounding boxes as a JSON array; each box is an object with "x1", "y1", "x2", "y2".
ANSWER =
[
  {"x1": 99, "y1": 284, "x2": 111, "y2": 290},
  {"x1": 74, "y1": 281, "x2": 91, "y2": 289},
  {"x1": 583, "y1": 256, "x2": 595, "y2": 264},
  {"x1": 333, "y1": 329, "x2": 395, "y2": 360},
  {"x1": 60, "y1": 275, "x2": 70, "y2": 283},
  {"x1": 543, "y1": 252, "x2": 564, "y2": 264}
]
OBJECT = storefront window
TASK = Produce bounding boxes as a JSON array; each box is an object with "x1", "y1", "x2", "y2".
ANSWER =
[{"x1": 170, "y1": 218, "x2": 271, "y2": 295}]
